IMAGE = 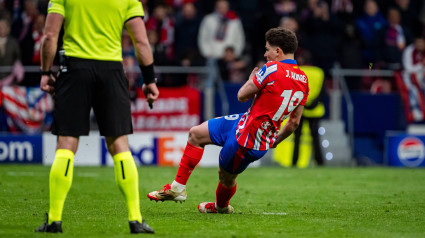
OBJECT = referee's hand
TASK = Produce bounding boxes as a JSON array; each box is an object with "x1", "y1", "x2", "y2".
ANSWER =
[
  {"x1": 142, "y1": 83, "x2": 159, "y2": 109},
  {"x1": 40, "y1": 74, "x2": 56, "y2": 95}
]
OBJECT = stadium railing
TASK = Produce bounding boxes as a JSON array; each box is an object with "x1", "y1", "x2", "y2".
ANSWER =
[{"x1": 330, "y1": 65, "x2": 394, "y2": 156}]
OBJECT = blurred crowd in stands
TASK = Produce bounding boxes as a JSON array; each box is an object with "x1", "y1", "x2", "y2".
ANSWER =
[{"x1": 1, "y1": 0, "x2": 425, "y2": 92}]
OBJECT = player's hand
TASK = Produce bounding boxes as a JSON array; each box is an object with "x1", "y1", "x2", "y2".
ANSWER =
[
  {"x1": 142, "y1": 83, "x2": 159, "y2": 109},
  {"x1": 40, "y1": 74, "x2": 56, "y2": 95},
  {"x1": 249, "y1": 67, "x2": 259, "y2": 81}
]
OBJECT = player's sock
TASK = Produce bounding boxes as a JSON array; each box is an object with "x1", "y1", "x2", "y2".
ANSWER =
[
  {"x1": 171, "y1": 180, "x2": 186, "y2": 192},
  {"x1": 48, "y1": 149, "x2": 74, "y2": 224},
  {"x1": 216, "y1": 182, "x2": 237, "y2": 208},
  {"x1": 113, "y1": 151, "x2": 142, "y2": 223},
  {"x1": 174, "y1": 142, "x2": 204, "y2": 185}
]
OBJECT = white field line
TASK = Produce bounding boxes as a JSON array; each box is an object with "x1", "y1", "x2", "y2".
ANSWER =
[
  {"x1": 261, "y1": 212, "x2": 288, "y2": 215},
  {"x1": 6, "y1": 172, "x2": 42, "y2": 176},
  {"x1": 6, "y1": 171, "x2": 100, "y2": 178}
]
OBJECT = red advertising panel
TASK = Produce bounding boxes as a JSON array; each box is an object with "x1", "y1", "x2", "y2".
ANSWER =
[{"x1": 131, "y1": 86, "x2": 201, "y2": 131}]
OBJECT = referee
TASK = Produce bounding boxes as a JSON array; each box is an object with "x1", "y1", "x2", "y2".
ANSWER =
[{"x1": 35, "y1": 0, "x2": 158, "y2": 234}]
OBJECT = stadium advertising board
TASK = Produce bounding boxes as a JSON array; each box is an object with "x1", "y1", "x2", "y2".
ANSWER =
[
  {"x1": 131, "y1": 86, "x2": 201, "y2": 131},
  {"x1": 0, "y1": 134, "x2": 42, "y2": 163},
  {"x1": 101, "y1": 133, "x2": 221, "y2": 167},
  {"x1": 385, "y1": 133, "x2": 425, "y2": 167},
  {"x1": 43, "y1": 132, "x2": 101, "y2": 166},
  {"x1": 3, "y1": 132, "x2": 260, "y2": 167}
]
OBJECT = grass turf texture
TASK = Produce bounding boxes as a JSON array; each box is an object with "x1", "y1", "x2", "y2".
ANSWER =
[{"x1": 0, "y1": 165, "x2": 424, "y2": 238}]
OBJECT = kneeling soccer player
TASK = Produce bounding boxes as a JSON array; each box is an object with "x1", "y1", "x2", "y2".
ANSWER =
[{"x1": 148, "y1": 27, "x2": 309, "y2": 213}]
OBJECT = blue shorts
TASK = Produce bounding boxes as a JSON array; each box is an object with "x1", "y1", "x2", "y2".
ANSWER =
[{"x1": 208, "y1": 114, "x2": 267, "y2": 174}]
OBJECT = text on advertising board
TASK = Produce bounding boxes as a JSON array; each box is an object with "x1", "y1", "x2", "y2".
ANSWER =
[{"x1": 131, "y1": 86, "x2": 201, "y2": 131}]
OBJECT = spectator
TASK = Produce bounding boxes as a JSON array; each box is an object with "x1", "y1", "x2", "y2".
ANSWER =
[
  {"x1": 253, "y1": 0, "x2": 279, "y2": 63},
  {"x1": 145, "y1": 4, "x2": 175, "y2": 62},
  {"x1": 391, "y1": 0, "x2": 422, "y2": 34},
  {"x1": 339, "y1": 22, "x2": 363, "y2": 90},
  {"x1": 19, "y1": 13, "x2": 45, "y2": 86},
  {"x1": 355, "y1": 0, "x2": 387, "y2": 67},
  {"x1": 174, "y1": 2, "x2": 203, "y2": 66},
  {"x1": 147, "y1": 30, "x2": 169, "y2": 66},
  {"x1": 280, "y1": 15, "x2": 298, "y2": 32},
  {"x1": 274, "y1": 0, "x2": 297, "y2": 18},
  {"x1": 302, "y1": 0, "x2": 344, "y2": 75},
  {"x1": 164, "y1": 0, "x2": 197, "y2": 17},
  {"x1": 280, "y1": 16, "x2": 308, "y2": 56},
  {"x1": 174, "y1": 2, "x2": 204, "y2": 87},
  {"x1": 0, "y1": 18, "x2": 23, "y2": 86},
  {"x1": 331, "y1": 0, "x2": 362, "y2": 79},
  {"x1": 13, "y1": 0, "x2": 38, "y2": 65},
  {"x1": 402, "y1": 36, "x2": 425, "y2": 74},
  {"x1": 300, "y1": 0, "x2": 319, "y2": 22},
  {"x1": 8, "y1": 0, "x2": 24, "y2": 36},
  {"x1": 217, "y1": 46, "x2": 248, "y2": 84},
  {"x1": 31, "y1": 14, "x2": 44, "y2": 65},
  {"x1": 198, "y1": 0, "x2": 245, "y2": 59},
  {"x1": 397, "y1": 36, "x2": 425, "y2": 121},
  {"x1": 331, "y1": 0, "x2": 354, "y2": 23},
  {"x1": 377, "y1": 7, "x2": 413, "y2": 70},
  {"x1": 146, "y1": 29, "x2": 170, "y2": 86},
  {"x1": 254, "y1": 0, "x2": 297, "y2": 39}
]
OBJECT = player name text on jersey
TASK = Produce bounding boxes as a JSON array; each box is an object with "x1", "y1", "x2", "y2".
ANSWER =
[{"x1": 285, "y1": 70, "x2": 307, "y2": 83}]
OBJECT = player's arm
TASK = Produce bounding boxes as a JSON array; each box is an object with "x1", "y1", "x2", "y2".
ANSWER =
[
  {"x1": 125, "y1": 17, "x2": 159, "y2": 105},
  {"x1": 40, "y1": 13, "x2": 63, "y2": 94},
  {"x1": 272, "y1": 105, "x2": 304, "y2": 148},
  {"x1": 237, "y1": 67, "x2": 260, "y2": 102}
]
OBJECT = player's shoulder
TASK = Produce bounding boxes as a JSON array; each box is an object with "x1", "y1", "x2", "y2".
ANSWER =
[
  {"x1": 259, "y1": 61, "x2": 280, "y2": 72},
  {"x1": 265, "y1": 61, "x2": 278, "y2": 67}
]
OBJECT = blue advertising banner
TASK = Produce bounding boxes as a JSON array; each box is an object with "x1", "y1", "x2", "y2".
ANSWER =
[
  {"x1": 0, "y1": 134, "x2": 43, "y2": 164},
  {"x1": 100, "y1": 136, "x2": 159, "y2": 166},
  {"x1": 385, "y1": 132, "x2": 425, "y2": 167}
]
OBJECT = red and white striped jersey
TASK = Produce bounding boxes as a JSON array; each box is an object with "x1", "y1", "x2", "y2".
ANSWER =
[{"x1": 236, "y1": 59, "x2": 309, "y2": 150}]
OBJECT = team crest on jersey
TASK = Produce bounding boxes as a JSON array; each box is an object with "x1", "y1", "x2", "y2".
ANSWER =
[
  {"x1": 261, "y1": 121, "x2": 271, "y2": 129},
  {"x1": 257, "y1": 68, "x2": 265, "y2": 77},
  {"x1": 48, "y1": 1, "x2": 52, "y2": 8}
]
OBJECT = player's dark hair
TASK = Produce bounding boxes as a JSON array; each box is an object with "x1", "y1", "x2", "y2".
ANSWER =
[{"x1": 265, "y1": 27, "x2": 298, "y2": 54}]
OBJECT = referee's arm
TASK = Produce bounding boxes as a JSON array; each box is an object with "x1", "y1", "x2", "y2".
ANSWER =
[
  {"x1": 40, "y1": 13, "x2": 63, "y2": 94},
  {"x1": 41, "y1": 13, "x2": 63, "y2": 72},
  {"x1": 125, "y1": 17, "x2": 153, "y2": 68}
]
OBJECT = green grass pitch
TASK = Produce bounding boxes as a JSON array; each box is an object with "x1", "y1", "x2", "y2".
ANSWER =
[{"x1": 1, "y1": 165, "x2": 424, "y2": 237}]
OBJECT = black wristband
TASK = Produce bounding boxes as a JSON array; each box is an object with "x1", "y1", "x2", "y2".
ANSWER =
[
  {"x1": 40, "y1": 70, "x2": 53, "y2": 76},
  {"x1": 139, "y1": 64, "x2": 156, "y2": 85}
]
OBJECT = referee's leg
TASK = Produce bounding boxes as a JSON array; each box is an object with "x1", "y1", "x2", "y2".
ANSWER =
[
  {"x1": 106, "y1": 136, "x2": 141, "y2": 221},
  {"x1": 106, "y1": 135, "x2": 154, "y2": 233},
  {"x1": 45, "y1": 136, "x2": 78, "y2": 230}
]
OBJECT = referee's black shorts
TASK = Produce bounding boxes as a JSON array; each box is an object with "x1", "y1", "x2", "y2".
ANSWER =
[{"x1": 51, "y1": 57, "x2": 132, "y2": 137}]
